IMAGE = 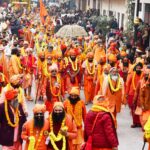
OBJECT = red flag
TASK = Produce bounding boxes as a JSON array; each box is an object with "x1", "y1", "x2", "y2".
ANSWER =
[{"x1": 39, "y1": 0, "x2": 48, "y2": 24}]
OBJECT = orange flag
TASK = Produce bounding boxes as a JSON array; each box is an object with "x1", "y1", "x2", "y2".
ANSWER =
[{"x1": 39, "y1": 0, "x2": 48, "y2": 24}]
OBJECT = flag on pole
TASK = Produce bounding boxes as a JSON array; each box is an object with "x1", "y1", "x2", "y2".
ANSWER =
[{"x1": 39, "y1": 0, "x2": 48, "y2": 24}]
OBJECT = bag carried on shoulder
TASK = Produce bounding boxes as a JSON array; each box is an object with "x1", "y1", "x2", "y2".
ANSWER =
[{"x1": 80, "y1": 112, "x2": 101, "y2": 150}]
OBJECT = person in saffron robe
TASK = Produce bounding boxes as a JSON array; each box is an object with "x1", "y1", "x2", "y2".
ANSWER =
[
  {"x1": 22, "y1": 48, "x2": 36, "y2": 101},
  {"x1": 93, "y1": 40, "x2": 106, "y2": 63},
  {"x1": 0, "y1": 74, "x2": 28, "y2": 116},
  {"x1": 126, "y1": 62, "x2": 143, "y2": 128},
  {"x1": 64, "y1": 87, "x2": 86, "y2": 150},
  {"x1": 42, "y1": 63, "x2": 61, "y2": 113},
  {"x1": 84, "y1": 95, "x2": 118, "y2": 150},
  {"x1": 36, "y1": 52, "x2": 48, "y2": 101},
  {"x1": 82, "y1": 52, "x2": 97, "y2": 104},
  {"x1": 20, "y1": 41, "x2": 29, "y2": 56},
  {"x1": 102, "y1": 67, "x2": 124, "y2": 118},
  {"x1": 139, "y1": 71, "x2": 150, "y2": 128},
  {"x1": 95, "y1": 64, "x2": 111, "y2": 95},
  {"x1": 65, "y1": 49, "x2": 81, "y2": 93},
  {"x1": 21, "y1": 104, "x2": 49, "y2": 150},
  {"x1": 47, "y1": 102, "x2": 77, "y2": 150},
  {"x1": 9, "y1": 48, "x2": 23, "y2": 78},
  {"x1": 0, "y1": 89, "x2": 26, "y2": 150}
]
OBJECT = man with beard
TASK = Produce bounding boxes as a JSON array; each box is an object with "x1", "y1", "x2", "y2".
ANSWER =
[
  {"x1": 9, "y1": 48, "x2": 23, "y2": 77},
  {"x1": 65, "y1": 49, "x2": 81, "y2": 93},
  {"x1": 0, "y1": 89, "x2": 26, "y2": 150},
  {"x1": 64, "y1": 87, "x2": 86, "y2": 150},
  {"x1": 134, "y1": 69, "x2": 150, "y2": 128},
  {"x1": 0, "y1": 74, "x2": 28, "y2": 116},
  {"x1": 126, "y1": 62, "x2": 143, "y2": 128},
  {"x1": 102, "y1": 67, "x2": 124, "y2": 119},
  {"x1": 42, "y1": 63, "x2": 62, "y2": 112},
  {"x1": 82, "y1": 52, "x2": 97, "y2": 105},
  {"x1": 21, "y1": 104, "x2": 49, "y2": 150},
  {"x1": 47, "y1": 102, "x2": 77, "y2": 150}
]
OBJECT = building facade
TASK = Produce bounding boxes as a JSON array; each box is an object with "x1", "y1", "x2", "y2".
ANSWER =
[{"x1": 75, "y1": 0, "x2": 150, "y2": 29}]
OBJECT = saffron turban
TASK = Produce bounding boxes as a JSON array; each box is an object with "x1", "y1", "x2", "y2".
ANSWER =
[
  {"x1": 87, "y1": 52, "x2": 94, "y2": 58},
  {"x1": 110, "y1": 42, "x2": 117, "y2": 47},
  {"x1": 33, "y1": 104, "x2": 46, "y2": 114},
  {"x1": 38, "y1": 51, "x2": 45, "y2": 58},
  {"x1": 10, "y1": 74, "x2": 23, "y2": 85},
  {"x1": 60, "y1": 44, "x2": 67, "y2": 50},
  {"x1": 108, "y1": 54, "x2": 117, "y2": 62},
  {"x1": 69, "y1": 87, "x2": 80, "y2": 96},
  {"x1": 120, "y1": 51, "x2": 127, "y2": 57},
  {"x1": 69, "y1": 49, "x2": 76, "y2": 56},
  {"x1": 5, "y1": 89, "x2": 18, "y2": 101},
  {"x1": 53, "y1": 102, "x2": 64, "y2": 109}
]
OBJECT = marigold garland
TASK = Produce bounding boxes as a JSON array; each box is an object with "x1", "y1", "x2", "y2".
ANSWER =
[
  {"x1": 4, "y1": 99, "x2": 19, "y2": 127},
  {"x1": 49, "y1": 114, "x2": 66, "y2": 150},
  {"x1": 66, "y1": 100, "x2": 83, "y2": 127},
  {"x1": 108, "y1": 74, "x2": 121, "y2": 92},
  {"x1": 28, "y1": 121, "x2": 44, "y2": 150},
  {"x1": 86, "y1": 59, "x2": 95, "y2": 75},
  {"x1": 49, "y1": 75, "x2": 61, "y2": 97},
  {"x1": 68, "y1": 57, "x2": 78, "y2": 71},
  {"x1": 132, "y1": 71, "x2": 142, "y2": 90},
  {"x1": 13, "y1": 55, "x2": 23, "y2": 70}
]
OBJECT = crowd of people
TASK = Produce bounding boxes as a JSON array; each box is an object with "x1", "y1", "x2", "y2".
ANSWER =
[{"x1": 0, "y1": 2, "x2": 150, "y2": 150}]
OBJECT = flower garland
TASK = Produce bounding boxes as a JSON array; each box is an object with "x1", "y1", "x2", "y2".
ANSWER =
[
  {"x1": 132, "y1": 71, "x2": 142, "y2": 90},
  {"x1": 108, "y1": 74, "x2": 121, "y2": 92},
  {"x1": 66, "y1": 100, "x2": 82, "y2": 127},
  {"x1": 13, "y1": 55, "x2": 23, "y2": 70},
  {"x1": 49, "y1": 114, "x2": 66, "y2": 150},
  {"x1": 4, "y1": 99, "x2": 19, "y2": 127},
  {"x1": 68, "y1": 57, "x2": 78, "y2": 71},
  {"x1": 49, "y1": 75, "x2": 61, "y2": 97},
  {"x1": 86, "y1": 59, "x2": 95, "y2": 75},
  {"x1": 28, "y1": 122, "x2": 44, "y2": 150}
]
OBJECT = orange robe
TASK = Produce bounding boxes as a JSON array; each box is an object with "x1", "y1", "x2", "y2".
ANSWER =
[
  {"x1": 48, "y1": 114, "x2": 77, "y2": 150},
  {"x1": 42, "y1": 75, "x2": 61, "y2": 112},
  {"x1": 65, "y1": 59, "x2": 81, "y2": 92},
  {"x1": 82, "y1": 60, "x2": 96, "y2": 103},
  {"x1": 140, "y1": 80, "x2": 150, "y2": 128},
  {"x1": 64, "y1": 100, "x2": 86, "y2": 150},
  {"x1": 0, "y1": 52, "x2": 9, "y2": 81},
  {"x1": 103, "y1": 77, "x2": 124, "y2": 117},
  {"x1": 21, "y1": 119, "x2": 49, "y2": 150},
  {"x1": 94, "y1": 47, "x2": 106, "y2": 62},
  {"x1": 9, "y1": 55, "x2": 23, "y2": 77},
  {"x1": 126, "y1": 73, "x2": 142, "y2": 125}
]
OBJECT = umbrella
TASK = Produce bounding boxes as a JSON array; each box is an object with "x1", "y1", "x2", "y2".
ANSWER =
[{"x1": 55, "y1": 24, "x2": 88, "y2": 38}]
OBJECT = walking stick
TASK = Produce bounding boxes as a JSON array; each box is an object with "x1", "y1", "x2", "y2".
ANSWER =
[{"x1": 142, "y1": 141, "x2": 146, "y2": 150}]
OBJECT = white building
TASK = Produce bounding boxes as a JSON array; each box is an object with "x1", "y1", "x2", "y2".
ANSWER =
[{"x1": 75, "y1": 0, "x2": 150, "y2": 29}]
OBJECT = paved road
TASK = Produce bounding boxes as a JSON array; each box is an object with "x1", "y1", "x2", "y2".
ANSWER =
[{"x1": 0, "y1": 89, "x2": 148, "y2": 150}]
